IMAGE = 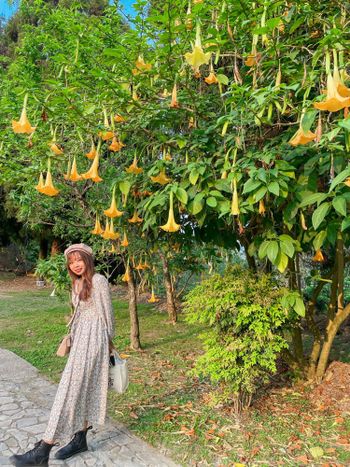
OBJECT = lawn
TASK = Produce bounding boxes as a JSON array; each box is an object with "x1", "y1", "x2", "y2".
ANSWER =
[{"x1": 0, "y1": 287, "x2": 349, "y2": 466}]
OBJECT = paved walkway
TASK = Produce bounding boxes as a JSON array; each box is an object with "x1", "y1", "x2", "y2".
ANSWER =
[{"x1": 0, "y1": 349, "x2": 179, "y2": 467}]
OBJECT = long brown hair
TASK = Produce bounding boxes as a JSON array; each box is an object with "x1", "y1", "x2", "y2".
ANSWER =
[{"x1": 66, "y1": 251, "x2": 95, "y2": 301}]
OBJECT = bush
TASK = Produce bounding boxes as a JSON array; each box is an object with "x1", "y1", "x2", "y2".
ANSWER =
[
  {"x1": 35, "y1": 254, "x2": 70, "y2": 297},
  {"x1": 184, "y1": 265, "x2": 289, "y2": 411}
]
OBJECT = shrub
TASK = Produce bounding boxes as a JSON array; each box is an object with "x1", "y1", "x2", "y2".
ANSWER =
[
  {"x1": 35, "y1": 254, "x2": 70, "y2": 297},
  {"x1": 184, "y1": 265, "x2": 289, "y2": 411}
]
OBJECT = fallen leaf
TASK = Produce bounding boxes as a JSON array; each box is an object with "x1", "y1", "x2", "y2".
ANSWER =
[
  {"x1": 309, "y1": 446, "x2": 324, "y2": 459},
  {"x1": 295, "y1": 455, "x2": 309, "y2": 464}
]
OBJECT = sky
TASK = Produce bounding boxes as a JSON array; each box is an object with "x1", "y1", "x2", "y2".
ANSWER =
[{"x1": 0, "y1": 1, "x2": 136, "y2": 19}]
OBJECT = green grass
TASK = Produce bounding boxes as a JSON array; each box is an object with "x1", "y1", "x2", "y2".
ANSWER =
[{"x1": 0, "y1": 289, "x2": 349, "y2": 465}]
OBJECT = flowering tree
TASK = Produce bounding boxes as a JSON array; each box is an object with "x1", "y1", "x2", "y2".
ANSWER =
[{"x1": 1, "y1": 0, "x2": 350, "y2": 378}]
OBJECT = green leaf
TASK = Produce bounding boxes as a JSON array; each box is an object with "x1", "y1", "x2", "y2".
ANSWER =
[
  {"x1": 277, "y1": 252, "x2": 288, "y2": 273},
  {"x1": 268, "y1": 181, "x2": 280, "y2": 196},
  {"x1": 176, "y1": 138, "x2": 187, "y2": 149},
  {"x1": 206, "y1": 196, "x2": 217, "y2": 208},
  {"x1": 279, "y1": 238, "x2": 295, "y2": 258},
  {"x1": 329, "y1": 167, "x2": 350, "y2": 192},
  {"x1": 332, "y1": 196, "x2": 347, "y2": 216},
  {"x1": 267, "y1": 241, "x2": 279, "y2": 263},
  {"x1": 301, "y1": 110, "x2": 317, "y2": 132},
  {"x1": 243, "y1": 179, "x2": 261, "y2": 194},
  {"x1": 294, "y1": 296, "x2": 305, "y2": 317},
  {"x1": 299, "y1": 192, "x2": 328, "y2": 208},
  {"x1": 341, "y1": 217, "x2": 350, "y2": 232},
  {"x1": 192, "y1": 194, "x2": 205, "y2": 215},
  {"x1": 254, "y1": 186, "x2": 267, "y2": 202},
  {"x1": 313, "y1": 230, "x2": 327, "y2": 251},
  {"x1": 258, "y1": 240, "x2": 269, "y2": 260},
  {"x1": 189, "y1": 169, "x2": 199, "y2": 185},
  {"x1": 216, "y1": 74, "x2": 229, "y2": 85},
  {"x1": 338, "y1": 119, "x2": 350, "y2": 131},
  {"x1": 312, "y1": 202, "x2": 330, "y2": 230},
  {"x1": 119, "y1": 180, "x2": 131, "y2": 196},
  {"x1": 175, "y1": 187, "x2": 188, "y2": 205}
]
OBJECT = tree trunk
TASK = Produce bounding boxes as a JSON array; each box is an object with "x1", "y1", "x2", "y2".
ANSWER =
[
  {"x1": 50, "y1": 238, "x2": 60, "y2": 256},
  {"x1": 288, "y1": 259, "x2": 305, "y2": 369},
  {"x1": 39, "y1": 236, "x2": 49, "y2": 260},
  {"x1": 315, "y1": 233, "x2": 347, "y2": 379},
  {"x1": 160, "y1": 252, "x2": 177, "y2": 324},
  {"x1": 127, "y1": 266, "x2": 142, "y2": 350}
]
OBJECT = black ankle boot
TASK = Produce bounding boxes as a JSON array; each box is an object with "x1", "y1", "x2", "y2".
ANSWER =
[
  {"x1": 9, "y1": 439, "x2": 54, "y2": 467},
  {"x1": 54, "y1": 425, "x2": 92, "y2": 460}
]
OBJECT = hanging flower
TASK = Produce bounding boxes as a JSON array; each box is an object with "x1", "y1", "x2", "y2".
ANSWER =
[
  {"x1": 35, "y1": 172, "x2": 45, "y2": 193},
  {"x1": 121, "y1": 231, "x2": 129, "y2": 247},
  {"x1": 85, "y1": 140, "x2": 97, "y2": 159},
  {"x1": 300, "y1": 212, "x2": 308, "y2": 231},
  {"x1": 102, "y1": 218, "x2": 120, "y2": 240},
  {"x1": 314, "y1": 73, "x2": 350, "y2": 112},
  {"x1": 313, "y1": 249, "x2": 324, "y2": 262},
  {"x1": 132, "y1": 55, "x2": 152, "y2": 75},
  {"x1": 67, "y1": 157, "x2": 83, "y2": 181},
  {"x1": 101, "y1": 218, "x2": 111, "y2": 240},
  {"x1": 148, "y1": 286, "x2": 160, "y2": 303},
  {"x1": 122, "y1": 264, "x2": 130, "y2": 282},
  {"x1": 142, "y1": 259, "x2": 150, "y2": 269},
  {"x1": 104, "y1": 189, "x2": 124, "y2": 218},
  {"x1": 12, "y1": 94, "x2": 36, "y2": 134},
  {"x1": 109, "y1": 137, "x2": 125, "y2": 152},
  {"x1": 99, "y1": 131, "x2": 114, "y2": 141},
  {"x1": 128, "y1": 211, "x2": 143, "y2": 223},
  {"x1": 109, "y1": 244, "x2": 117, "y2": 253},
  {"x1": 91, "y1": 214, "x2": 104, "y2": 235},
  {"x1": 170, "y1": 83, "x2": 179, "y2": 108},
  {"x1": 81, "y1": 150, "x2": 103, "y2": 182},
  {"x1": 185, "y1": 2, "x2": 193, "y2": 30},
  {"x1": 160, "y1": 191, "x2": 181, "y2": 232},
  {"x1": 114, "y1": 114, "x2": 126, "y2": 123},
  {"x1": 333, "y1": 65, "x2": 350, "y2": 98},
  {"x1": 188, "y1": 116, "x2": 196, "y2": 128},
  {"x1": 258, "y1": 199, "x2": 266, "y2": 215},
  {"x1": 184, "y1": 23, "x2": 211, "y2": 74},
  {"x1": 344, "y1": 177, "x2": 350, "y2": 187},
  {"x1": 230, "y1": 179, "x2": 240, "y2": 216},
  {"x1": 205, "y1": 61, "x2": 218, "y2": 85},
  {"x1": 289, "y1": 126, "x2": 316, "y2": 147},
  {"x1": 49, "y1": 142, "x2": 63, "y2": 155},
  {"x1": 150, "y1": 170, "x2": 171, "y2": 185},
  {"x1": 125, "y1": 155, "x2": 143, "y2": 174},
  {"x1": 135, "y1": 258, "x2": 145, "y2": 270},
  {"x1": 40, "y1": 163, "x2": 60, "y2": 197}
]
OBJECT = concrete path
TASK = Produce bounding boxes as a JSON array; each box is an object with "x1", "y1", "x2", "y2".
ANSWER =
[{"x1": 0, "y1": 349, "x2": 179, "y2": 467}]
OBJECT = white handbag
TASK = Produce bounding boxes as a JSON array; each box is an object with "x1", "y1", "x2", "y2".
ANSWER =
[{"x1": 109, "y1": 350, "x2": 129, "y2": 394}]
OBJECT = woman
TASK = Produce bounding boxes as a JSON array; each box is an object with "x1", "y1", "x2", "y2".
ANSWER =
[{"x1": 10, "y1": 243, "x2": 115, "y2": 467}]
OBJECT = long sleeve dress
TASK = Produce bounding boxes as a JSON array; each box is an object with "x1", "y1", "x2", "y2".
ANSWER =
[{"x1": 43, "y1": 273, "x2": 115, "y2": 444}]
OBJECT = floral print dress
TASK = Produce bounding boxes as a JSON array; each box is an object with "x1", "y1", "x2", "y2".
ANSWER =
[{"x1": 43, "y1": 273, "x2": 115, "y2": 443}]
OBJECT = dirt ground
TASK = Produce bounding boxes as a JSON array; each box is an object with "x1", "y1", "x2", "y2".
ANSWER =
[{"x1": 0, "y1": 273, "x2": 37, "y2": 293}]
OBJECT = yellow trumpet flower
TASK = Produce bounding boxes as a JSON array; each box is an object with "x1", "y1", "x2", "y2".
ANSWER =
[
  {"x1": 313, "y1": 249, "x2": 324, "y2": 262},
  {"x1": 122, "y1": 264, "x2": 130, "y2": 282},
  {"x1": 40, "y1": 165, "x2": 60, "y2": 197},
  {"x1": 85, "y1": 140, "x2": 97, "y2": 159},
  {"x1": 258, "y1": 199, "x2": 266, "y2": 215},
  {"x1": 12, "y1": 94, "x2": 36, "y2": 134},
  {"x1": 104, "y1": 189, "x2": 124, "y2": 218},
  {"x1": 170, "y1": 83, "x2": 179, "y2": 108},
  {"x1": 300, "y1": 212, "x2": 308, "y2": 231},
  {"x1": 91, "y1": 214, "x2": 104, "y2": 235},
  {"x1": 114, "y1": 114, "x2": 126, "y2": 123},
  {"x1": 121, "y1": 231, "x2": 129, "y2": 247},
  {"x1": 101, "y1": 218, "x2": 111, "y2": 239},
  {"x1": 160, "y1": 191, "x2": 181, "y2": 232},
  {"x1": 67, "y1": 157, "x2": 83, "y2": 181},
  {"x1": 109, "y1": 137, "x2": 125, "y2": 152},
  {"x1": 99, "y1": 131, "x2": 114, "y2": 141},
  {"x1": 125, "y1": 155, "x2": 143, "y2": 174},
  {"x1": 102, "y1": 218, "x2": 120, "y2": 240},
  {"x1": 184, "y1": 23, "x2": 211, "y2": 73},
  {"x1": 49, "y1": 143, "x2": 64, "y2": 155},
  {"x1": 35, "y1": 172, "x2": 45, "y2": 193},
  {"x1": 150, "y1": 170, "x2": 171, "y2": 185},
  {"x1": 128, "y1": 211, "x2": 143, "y2": 223},
  {"x1": 230, "y1": 179, "x2": 240, "y2": 216},
  {"x1": 205, "y1": 62, "x2": 218, "y2": 85},
  {"x1": 133, "y1": 55, "x2": 152, "y2": 73},
  {"x1": 135, "y1": 258, "x2": 145, "y2": 270},
  {"x1": 148, "y1": 287, "x2": 160, "y2": 303},
  {"x1": 109, "y1": 244, "x2": 117, "y2": 253},
  {"x1": 81, "y1": 152, "x2": 103, "y2": 182},
  {"x1": 344, "y1": 177, "x2": 350, "y2": 187},
  {"x1": 289, "y1": 125, "x2": 316, "y2": 147},
  {"x1": 314, "y1": 73, "x2": 350, "y2": 112}
]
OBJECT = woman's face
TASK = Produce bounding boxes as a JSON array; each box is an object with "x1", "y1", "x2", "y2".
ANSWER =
[{"x1": 68, "y1": 253, "x2": 86, "y2": 276}]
